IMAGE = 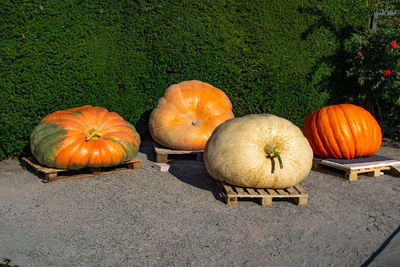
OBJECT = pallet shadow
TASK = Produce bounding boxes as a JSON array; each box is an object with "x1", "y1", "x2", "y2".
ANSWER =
[
  {"x1": 168, "y1": 161, "x2": 225, "y2": 203},
  {"x1": 18, "y1": 156, "x2": 48, "y2": 182},
  {"x1": 311, "y1": 166, "x2": 349, "y2": 180}
]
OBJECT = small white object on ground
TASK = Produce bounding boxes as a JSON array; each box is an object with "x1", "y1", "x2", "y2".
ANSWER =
[{"x1": 153, "y1": 163, "x2": 170, "y2": 172}]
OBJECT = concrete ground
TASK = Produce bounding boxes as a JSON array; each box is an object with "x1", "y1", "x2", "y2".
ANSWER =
[{"x1": 0, "y1": 139, "x2": 399, "y2": 267}]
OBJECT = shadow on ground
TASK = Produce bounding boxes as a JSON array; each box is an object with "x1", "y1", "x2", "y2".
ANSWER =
[
  {"x1": 168, "y1": 160, "x2": 225, "y2": 203},
  {"x1": 139, "y1": 137, "x2": 225, "y2": 203}
]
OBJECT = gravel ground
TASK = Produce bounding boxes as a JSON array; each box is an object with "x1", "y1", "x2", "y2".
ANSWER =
[{"x1": 0, "y1": 140, "x2": 399, "y2": 267}]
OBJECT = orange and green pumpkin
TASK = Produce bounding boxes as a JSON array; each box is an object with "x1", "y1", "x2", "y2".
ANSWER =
[
  {"x1": 302, "y1": 104, "x2": 382, "y2": 159},
  {"x1": 30, "y1": 105, "x2": 141, "y2": 169},
  {"x1": 149, "y1": 80, "x2": 234, "y2": 150}
]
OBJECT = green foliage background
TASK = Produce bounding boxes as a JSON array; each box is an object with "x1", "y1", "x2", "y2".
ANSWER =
[{"x1": 0, "y1": 0, "x2": 372, "y2": 157}]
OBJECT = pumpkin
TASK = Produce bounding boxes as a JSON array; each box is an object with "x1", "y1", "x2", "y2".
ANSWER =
[
  {"x1": 149, "y1": 80, "x2": 234, "y2": 150},
  {"x1": 204, "y1": 114, "x2": 313, "y2": 189},
  {"x1": 302, "y1": 104, "x2": 382, "y2": 159},
  {"x1": 30, "y1": 105, "x2": 141, "y2": 170}
]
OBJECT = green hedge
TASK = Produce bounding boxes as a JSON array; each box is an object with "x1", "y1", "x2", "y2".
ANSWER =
[{"x1": 0, "y1": 0, "x2": 371, "y2": 158}]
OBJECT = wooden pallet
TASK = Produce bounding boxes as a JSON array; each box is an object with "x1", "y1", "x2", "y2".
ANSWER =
[
  {"x1": 153, "y1": 142, "x2": 203, "y2": 163},
  {"x1": 312, "y1": 156, "x2": 400, "y2": 181},
  {"x1": 218, "y1": 182, "x2": 308, "y2": 206},
  {"x1": 21, "y1": 156, "x2": 141, "y2": 183}
]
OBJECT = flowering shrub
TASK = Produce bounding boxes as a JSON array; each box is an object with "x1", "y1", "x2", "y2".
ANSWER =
[{"x1": 345, "y1": 13, "x2": 400, "y2": 139}]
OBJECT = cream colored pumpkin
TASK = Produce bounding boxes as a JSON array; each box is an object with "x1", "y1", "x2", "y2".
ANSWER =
[{"x1": 204, "y1": 114, "x2": 313, "y2": 189}]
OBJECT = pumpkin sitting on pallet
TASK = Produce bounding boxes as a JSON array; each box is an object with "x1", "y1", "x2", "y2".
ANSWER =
[
  {"x1": 204, "y1": 114, "x2": 313, "y2": 189},
  {"x1": 302, "y1": 104, "x2": 382, "y2": 159},
  {"x1": 149, "y1": 80, "x2": 234, "y2": 150},
  {"x1": 30, "y1": 105, "x2": 141, "y2": 170}
]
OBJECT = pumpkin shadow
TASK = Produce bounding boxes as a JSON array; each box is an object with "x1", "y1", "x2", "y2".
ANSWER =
[
  {"x1": 138, "y1": 134, "x2": 158, "y2": 161},
  {"x1": 137, "y1": 136, "x2": 224, "y2": 203},
  {"x1": 135, "y1": 109, "x2": 152, "y2": 137},
  {"x1": 168, "y1": 161, "x2": 225, "y2": 203}
]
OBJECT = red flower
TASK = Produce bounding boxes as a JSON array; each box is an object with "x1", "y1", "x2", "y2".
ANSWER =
[
  {"x1": 390, "y1": 41, "x2": 397, "y2": 49},
  {"x1": 360, "y1": 80, "x2": 364, "y2": 85},
  {"x1": 384, "y1": 70, "x2": 391, "y2": 77},
  {"x1": 357, "y1": 51, "x2": 363, "y2": 57}
]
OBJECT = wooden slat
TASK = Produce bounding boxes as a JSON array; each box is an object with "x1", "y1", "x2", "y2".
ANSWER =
[
  {"x1": 218, "y1": 182, "x2": 308, "y2": 206},
  {"x1": 276, "y1": 189, "x2": 288, "y2": 195},
  {"x1": 345, "y1": 161, "x2": 399, "y2": 169},
  {"x1": 286, "y1": 187, "x2": 298, "y2": 196},
  {"x1": 153, "y1": 142, "x2": 204, "y2": 163},
  {"x1": 45, "y1": 169, "x2": 135, "y2": 182},
  {"x1": 129, "y1": 160, "x2": 141, "y2": 170},
  {"x1": 246, "y1": 188, "x2": 258, "y2": 195},
  {"x1": 22, "y1": 157, "x2": 63, "y2": 173},
  {"x1": 153, "y1": 143, "x2": 203, "y2": 154},
  {"x1": 294, "y1": 185, "x2": 307, "y2": 195},
  {"x1": 317, "y1": 159, "x2": 399, "y2": 170},
  {"x1": 295, "y1": 196, "x2": 308, "y2": 205},
  {"x1": 234, "y1": 187, "x2": 248, "y2": 197},
  {"x1": 312, "y1": 158, "x2": 398, "y2": 181},
  {"x1": 22, "y1": 157, "x2": 141, "y2": 182},
  {"x1": 254, "y1": 188, "x2": 268, "y2": 196},
  {"x1": 266, "y1": 189, "x2": 278, "y2": 196},
  {"x1": 260, "y1": 197, "x2": 273, "y2": 206},
  {"x1": 222, "y1": 183, "x2": 237, "y2": 196}
]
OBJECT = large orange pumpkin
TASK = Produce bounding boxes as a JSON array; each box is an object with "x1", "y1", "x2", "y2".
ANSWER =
[
  {"x1": 149, "y1": 80, "x2": 234, "y2": 150},
  {"x1": 302, "y1": 104, "x2": 382, "y2": 159},
  {"x1": 30, "y1": 105, "x2": 141, "y2": 169}
]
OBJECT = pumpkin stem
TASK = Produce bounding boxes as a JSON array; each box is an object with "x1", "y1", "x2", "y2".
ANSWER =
[
  {"x1": 86, "y1": 128, "x2": 102, "y2": 141},
  {"x1": 191, "y1": 120, "x2": 198, "y2": 126},
  {"x1": 264, "y1": 143, "x2": 283, "y2": 169},
  {"x1": 273, "y1": 150, "x2": 283, "y2": 169}
]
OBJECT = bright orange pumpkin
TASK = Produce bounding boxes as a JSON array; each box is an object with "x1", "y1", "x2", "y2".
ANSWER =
[
  {"x1": 302, "y1": 104, "x2": 382, "y2": 159},
  {"x1": 149, "y1": 80, "x2": 234, "y2": 150},
  {"x1": 30, "y1": 105, "x2": 141, "y2": 169}
]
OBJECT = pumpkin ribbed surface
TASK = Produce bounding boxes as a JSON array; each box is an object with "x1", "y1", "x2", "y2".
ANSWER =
[
  {"x1": 149, "y1": 80, "x2": 234, "y2": 150},
  {"x1": 30, "y1": 105, "x2": 141, "y2": 170},
  {"x1": 204, "y1": 114, "x2": 313, "y2": 189},
  {"x1": 302, "y1": 104, "x2": 382, "y2": 159}
]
